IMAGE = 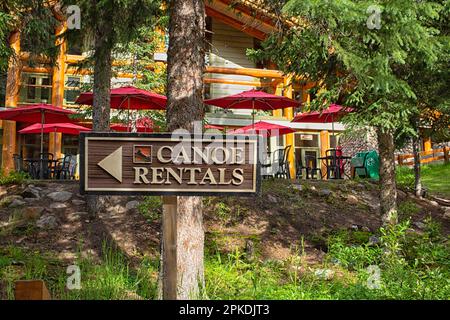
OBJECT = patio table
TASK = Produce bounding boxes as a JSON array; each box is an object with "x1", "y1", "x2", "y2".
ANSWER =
[
  {"x1": 318, "y1": 155, "x2": 352, "y2": 179},
  {"x1": 23, "y1": 158, "x2": 59, "y2": 179}
]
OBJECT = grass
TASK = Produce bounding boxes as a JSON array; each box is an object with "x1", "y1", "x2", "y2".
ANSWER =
[
  {"x1": 396, "y1": 162, "x2": 450, "y2": 198},
  {"x1": 0, "y1": 171, "x2": 29, "y2": 186},
  {"x1": 1, "y1": 219, "x2": 448, "y2": 300}
]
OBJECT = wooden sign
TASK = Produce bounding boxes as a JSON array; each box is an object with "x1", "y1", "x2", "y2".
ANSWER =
[{"x1": 80, "y1": 132, "x2": 260, "y2": 196}]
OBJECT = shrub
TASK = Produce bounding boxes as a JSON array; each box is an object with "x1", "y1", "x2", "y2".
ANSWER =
[
  {"x1": 0, "y1": 171, "x2": 29, "y2": 185},
  {"x1": 138, "y1": 196, "x2": 162, "y2": 222}
]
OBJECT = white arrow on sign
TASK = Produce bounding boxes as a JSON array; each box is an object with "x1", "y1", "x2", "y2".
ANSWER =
[{"x1": 97, "y1": 146, "x2": 123, "y2": 182}]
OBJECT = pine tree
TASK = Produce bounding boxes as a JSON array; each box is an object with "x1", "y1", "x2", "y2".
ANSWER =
[
  {"x1": 162, "y1": 0, "x2": 206, "y2": 299},
  {"x1": 250, "y1": 0, "x2": 448, "y2": 225}
]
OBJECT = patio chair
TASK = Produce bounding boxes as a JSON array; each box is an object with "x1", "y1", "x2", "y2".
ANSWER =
[
  {"x1": 304, "y1": 155, "x2": 322, "y2": 179},
  {"x1": 53, "y1": 155, "x2": 73, "y2": 180},
  {"x1": 13, "y1": 154, "x2": 23, "y2": 172},
  {"x1": 273, "y1": 145, "x2": 291, "y2": 179},
  {"x1": 351, "y1": 152, "x2": 369, "y2": 178}
]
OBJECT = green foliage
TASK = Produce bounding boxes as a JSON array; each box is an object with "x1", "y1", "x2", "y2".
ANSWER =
[
  {"x1": 0, "y1": 1, "x2": 60, "y2": 72},
  {"x1": 138, "y1": 196, "x2": 162, "y2": 222},
  {"x1": 0, "y1": 12, "x2": 13, "y2": 72},
  {"x1": 0, "y1": 171, "x2": 29, "y2": 185},
  {"x1": 397, "y1": 200, "x2": 420, "y2": 221},
  {"x1": 250, "y1": 0, "x2": 448, "y2": 137}
]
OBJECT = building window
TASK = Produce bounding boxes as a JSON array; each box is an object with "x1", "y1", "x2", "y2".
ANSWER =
[
  {"x1": 62, "y1": 135, "x2": 79, "y2": 155},
  {"x1": 64, "y1": 76, "x2": 82, "y2": 105},
  {"x1": 330, "y1": 134, "x2": 340, "y2": 148},
  {"x1": 19, "y1": 73, "x2": 52, "y2": 104}
]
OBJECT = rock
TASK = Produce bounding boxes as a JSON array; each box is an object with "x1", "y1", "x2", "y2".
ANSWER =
[
  {"x1": 369, "y1": 235, "x2": 380, "y2": 245},
  {"x1": 36, "y1": 214, "x2": 59, "y2": 229},
  {"x1": 314, "y1": 269, "x2": 335, "y2": 280},
  {"x1": 9, "y1": 198, "x2": 26, "y2": 208},
  {"x1": 268, "y1": 195, "x2": 278, "y2": 203},
  {"x1": 292, "y1": 184, "x2": 303, "y2": 191},
  {"x1": 346, "y1": 194, "x2": 359, "y2": 205},
  {"x1": 350, "y1": 224, "x2": 359, "y2": 230},
  {"x1": 23, "y1": 198, "x2": 39, "y2": 203},
  {"x1": 444, "y1": 207, "x2": 450, "y2": 219},
  {"x1": 23, "y1": 207, "x2": 45, "y2": 220},
  {"x1": 125, "y1": 200, "x2": 140, "y2": 211},
  {"x1": 72, "y1": 199, "x2": 86, "y2": 206},
  {"x1": 330, "y1": 257, "x2": 340, "y2": 265},
  {"x1": 50, "y1": 202, "x2": 68, "y2": 210},
  {"x1": 21, "y1": 186, "x2": 40, "y2": 199},
  {"x1": 357, "y1": 183, "x2": 365, "y2": 190},
  {"x1": 414, "y1": 221, "x2": 426, "y2": 229},
  {"x1": 47, "y1": 191, "x2": 72, "y2": 202},
  {"x1": 66, "y1": 212, "x2": 88, "y2": 222},
  {"x1": 107, "y1": 204, "x2": 126, "y2": 214},
  {"x1": 429, "y1": 200, "x2": 439, "y2": 207},
  {"x1": 319, "y1": 189, "x2": 332, "y2": 197}
]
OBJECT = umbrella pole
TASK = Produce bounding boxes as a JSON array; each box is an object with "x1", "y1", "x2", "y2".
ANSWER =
[
  {"x1": 127, "y1": 97, "x2": 131, "y2": 133},
  {"x1": 252, "y1": 99, "x2": 255, "y2": 128},
  {"x1": 40, "y1": 110, "x2": 44, "y2": 179}
]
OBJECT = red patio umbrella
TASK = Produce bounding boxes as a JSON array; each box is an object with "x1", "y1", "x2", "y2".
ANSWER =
[
  {"x1": 204, "y1": 89, "x2": 300, "y2": 126},
  {"x1": 204, "y1": 124, "x2": 224, "y2": 131},
  {"x1": 111, "y1": 117, "x2": 154, "y2": 133},
  {"x1": 18, "y1": 122, "x2": 91, "y2": 135},
  {"x1": 19, "y1": 123, "x2": 91, "y2": 158},
  {"x1": 75, "y1": 86, "x2": 166, "y2": 132},
  {"x1": 75, "y1": 86, "x2": 167, "y2": 110},
  {"x1": 0, "y1": 104, "x2": 77, "y2": 179},
  {"x1": 229, "y1": 121, "x2": 295, "y2": 137},
  {"x1": 292, "y1": 104, "x2": 353, "y2": 136}
]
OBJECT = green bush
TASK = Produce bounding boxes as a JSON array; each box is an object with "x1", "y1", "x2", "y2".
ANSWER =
[
  {"x1": 138, "y1": 196, "x2": 162, "y2": 222},
  {"x1": 0, "y1": 171, "x2": 29, "y2": 185}
]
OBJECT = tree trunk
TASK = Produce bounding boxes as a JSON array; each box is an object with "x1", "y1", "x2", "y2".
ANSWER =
[
  {"x1": 86, "y1": 12, "x2": 113, "y2": 218},
  {"x1": 160, "y1": 0, "x2": 205, "y2": 299},
  {"x1": 377, "y1": 127, "x2": 398, "y2": 225},
  {"x1": 412, "y1": 134, "x2": 422, "y2": 197}
]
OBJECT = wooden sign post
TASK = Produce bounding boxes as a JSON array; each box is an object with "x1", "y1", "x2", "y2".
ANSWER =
[{"x1": 80, "y1": 132, "x2": 260, "y2": 298}]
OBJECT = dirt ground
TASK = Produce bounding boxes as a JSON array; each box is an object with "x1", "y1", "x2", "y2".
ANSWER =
[{"x1": 0, "y1": 179, "x2": 448, "y2": 266}]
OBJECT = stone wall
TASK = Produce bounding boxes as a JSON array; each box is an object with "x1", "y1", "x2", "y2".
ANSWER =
[{"x1": 339, "y1": 127, "x2": 378, "y2": 158}]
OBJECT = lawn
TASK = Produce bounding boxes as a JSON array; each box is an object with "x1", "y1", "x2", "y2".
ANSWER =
[{"x1": 396, "y1": 162, "x2": 450, "y2": 198}]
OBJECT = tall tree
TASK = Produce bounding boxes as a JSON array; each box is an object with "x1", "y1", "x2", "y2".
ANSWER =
[
  {"x1": 63, "y1": 0, "x2": 162, "y2": 215},
  {"x1": 250, "y1": 0, "x2": 445, "y2": 225},
  {"x1": 162, "y1": 0, "x2": 206, "y2": 299}
]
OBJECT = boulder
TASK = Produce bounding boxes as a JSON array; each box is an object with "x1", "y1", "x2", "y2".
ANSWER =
[
  {"x1": 23, "y1": 207, "x2": 45, "y2": 220},
  {"x1": 314, "y1": 269, "x2": 335, "y2": 280},
  {"x1": 107, "y1": 204, "x2": 126, "y2": 214},
  {"x1": 319, "y1": 189, "x2": 332, "y2": 197},
  {"x1": 9, "y1": 198, "x2": 26, "y2": 208},
  {"x1": 36, "y1": 214, "x2": 59, "y2": 229},
  {"x1": 346, "y1": 194, "x2": 359, "y2": 205},
  {"x1": 443, "y1": 207, "x2": 450, "y2": 219},
  {"x1": 414, "y1": 221, "x2": 426, "y2": 229},
  {"x1": 21, "y1": 186, "x2": 40, "y2": 199},
  {"x1": 369, "y1": 235, "x2": 380, "y2": 245},
  {"x1": 125, "y1": 200, "x2": 140, "y2": 211},
  {"x1": 47, "y1": 191, "x2": 72, "y2": 202},
  {"x1": 50, "y1": 202, "x2": 68, "y2": 210},
  {"x1": 72, "y1": 199, "x2": 86, "y2": 206}
]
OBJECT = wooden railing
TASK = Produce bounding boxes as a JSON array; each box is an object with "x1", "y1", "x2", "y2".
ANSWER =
[{"x1": 397, "y1": 147, "x2": 450, "y2": 166}]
